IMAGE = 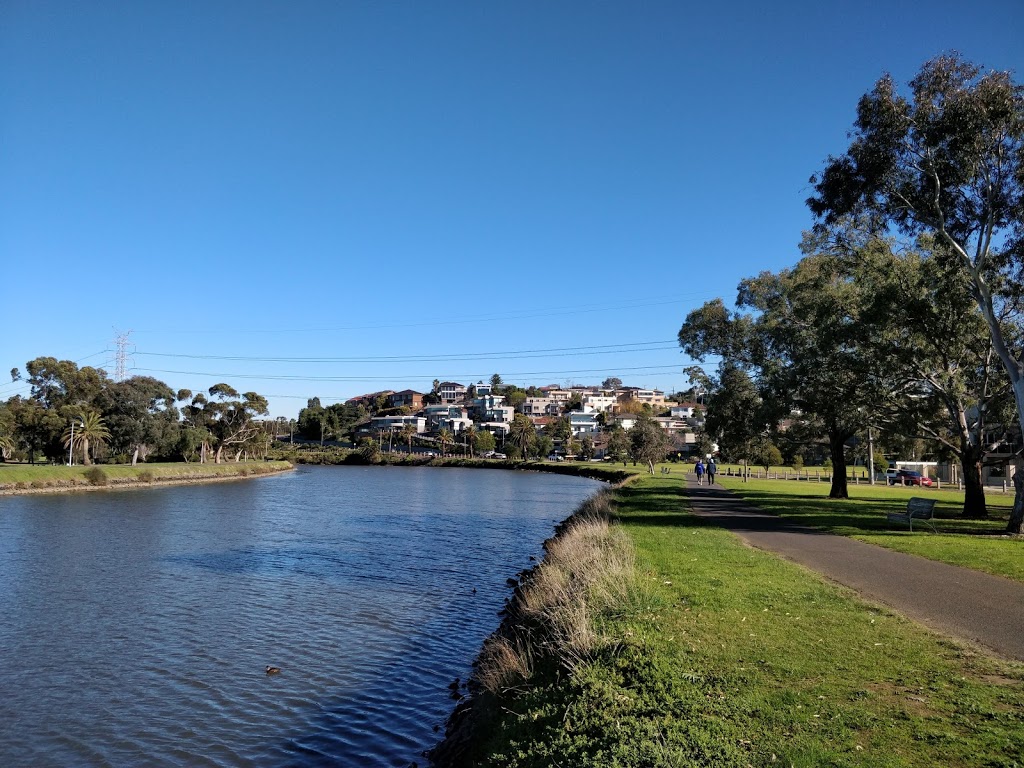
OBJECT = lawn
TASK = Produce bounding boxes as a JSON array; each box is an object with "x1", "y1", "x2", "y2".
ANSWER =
[
  {"x1": 444, "y1": 472, "x2": 1024, "y2": 767},
  {"x1": 712, "y1": 475, "x2": 1024, "y2": 584},
  {"x1": 0, "y1": 461, "x2": 292, "y2": 490}
]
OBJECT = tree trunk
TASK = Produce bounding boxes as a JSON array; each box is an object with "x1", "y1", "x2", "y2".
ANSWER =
[
  {"x1": 959, "y1": 441, "x2": 988, "y2": 518},
  {"x1": 828, "y1": 431, "x2": 849, "y2": 499},
  {"x1": 647, "y1": 458, "x2": 655, "y2": 474},
  {"x1": 82, "y1": 437, "x2": 91, "y2": 466},
  {"x1": 215, "y1": 445, "x2": 223, "y2": 464},
  {"x1": 1007, "y1": 470, "x2": 1024, "y2": 535},
  {"x1": 131, "y1": 446, "x2": 139, "y2": 467}
]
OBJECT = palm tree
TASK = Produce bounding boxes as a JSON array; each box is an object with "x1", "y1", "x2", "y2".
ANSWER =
[
  {"x1": 0, "y1": 431, "x2": 14, "y2": 461},
  {"x1": 399, "y1": 424, "x2": 417, "y2": 454},
  {"x1": 436, "y1": 428, "x2": 453, "y2": 457},
  {"x1": 463, "y1": 424, "x2": 477, "y2": 457},
  {"x1": 61, "y1": 410, "x2": 110, "y2": 466},
  {"x1": 508, "y1": 414, "x2": 535, "y2": 461}
]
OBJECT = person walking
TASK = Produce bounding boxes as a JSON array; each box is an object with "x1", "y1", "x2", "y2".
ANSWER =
[
  {"x1": 695, "y1": 459, "x2": 705, "y2": 486},
  {"x1": 706, "y1": 458, "x2": 717, "y2": 485}
]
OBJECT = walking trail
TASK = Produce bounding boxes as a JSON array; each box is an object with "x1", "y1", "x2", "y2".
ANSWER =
[{"x1": 684, "y1": 476, "x2": 1024, "y2": 662}]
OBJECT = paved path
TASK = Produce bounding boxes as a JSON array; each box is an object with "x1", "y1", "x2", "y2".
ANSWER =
[{"x1": 684, "y1": 477, "x2": 1024, "y2": 662}]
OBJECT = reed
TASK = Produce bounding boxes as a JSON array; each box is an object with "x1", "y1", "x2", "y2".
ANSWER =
[{"x1": 475, "y1": 490, "x2": 641, "y2": 692}]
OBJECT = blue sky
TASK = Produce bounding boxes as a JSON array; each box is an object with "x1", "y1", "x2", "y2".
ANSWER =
[{"x1": 2, "y1": 1, "x2": 1022, "y2": 418}]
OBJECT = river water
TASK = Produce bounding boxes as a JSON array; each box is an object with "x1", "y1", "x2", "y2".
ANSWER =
[{"x1": 0, "y1": 465, "x2": 600, "y2": 767}]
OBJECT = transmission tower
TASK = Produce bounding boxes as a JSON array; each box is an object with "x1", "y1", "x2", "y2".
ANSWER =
[{"x1": 112, "y1": 329, "x2": 134, "y2": 382}]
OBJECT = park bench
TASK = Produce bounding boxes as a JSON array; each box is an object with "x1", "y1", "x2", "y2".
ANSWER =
[{"x1": 886, "y1": 497, "x2": 937, "y2": 533}]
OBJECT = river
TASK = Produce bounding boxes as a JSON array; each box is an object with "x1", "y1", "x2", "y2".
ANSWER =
[{"x1": 0, "y1": 464, "x2": 601, "y2": 767}]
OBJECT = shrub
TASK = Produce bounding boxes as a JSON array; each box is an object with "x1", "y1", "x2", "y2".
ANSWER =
[
  {"x1": 84, "y1": 467, "x2": 108, "y2": 486},
  {"x1": 30, "y1": 480, "x2": 48, "y2": 489},
  {"x1": 138, "y1": 470, "x2": 154, "y2": 483},
  {"x1": 792, "y1": 454, "x2": 804, "y2": 470}
]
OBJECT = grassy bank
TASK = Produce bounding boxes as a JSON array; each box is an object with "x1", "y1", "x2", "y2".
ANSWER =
[
  {"x1": 0, "y1": 461, "x2": 293, "y2": 493},
  {"x1": 270, "y1": 445, "x2": 635, "y2": 483},
  {"x1": 433, "y1": 472, "x2": 1024, "y2": 767},
  {"x1": 714, "y1": 476, "x2": 1024, "y2": 583}
]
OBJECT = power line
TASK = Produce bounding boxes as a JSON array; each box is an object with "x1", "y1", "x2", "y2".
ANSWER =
[
  {"x1": 133, "y1": 339, "x2": 680, "y2": 364},
  {"x1": 133, "y1": 292, "x2": 714, "y2": 335},
  {"x1": 131, "y1": 362, "x2": 703, "y2": 383}
]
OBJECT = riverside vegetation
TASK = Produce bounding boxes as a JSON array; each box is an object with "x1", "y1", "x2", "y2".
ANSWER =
[
  {"x1": 431, "y1": 469, "x2": 1024, "y2": 767},
  {"x1": 0, "y1": 460, "x2": 292, "y2": 493}
]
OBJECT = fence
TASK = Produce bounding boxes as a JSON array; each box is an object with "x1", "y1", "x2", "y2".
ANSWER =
[{"x1": 720, "y1": 466, "x2": 1015, "y2": 493}]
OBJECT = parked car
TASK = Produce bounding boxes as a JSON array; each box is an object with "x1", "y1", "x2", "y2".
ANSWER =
[
  {"x1": 884, "y1": 468, "x2": 900, "y2": 484},
  {"x1": 895, "y1": 469, "x2": 934, "y2": 487}
]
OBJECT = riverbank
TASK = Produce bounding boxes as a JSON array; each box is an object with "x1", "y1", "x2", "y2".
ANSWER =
[
  {"x1": 270, "y1": 445, "x2": 635, "y2": 484},
  {"x1": 0, "y1": 461, "x2": 294, "y2": 496},
  {"x1": 431, "y1": 469, "x2": 1024, "y2": 767}
]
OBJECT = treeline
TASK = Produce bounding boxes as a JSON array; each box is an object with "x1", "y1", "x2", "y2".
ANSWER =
[
  {"x1": 0, "y1": 357, "x2": 272, "y2": 465},
  {"x1": 680, "y1": 54, "x2": 1024, "y2": 531}
]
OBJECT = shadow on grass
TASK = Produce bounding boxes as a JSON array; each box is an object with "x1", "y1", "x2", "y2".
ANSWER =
[
  {"x1": 712, "y1": 486, "x2": 1008, "y2": 537},
  {"x1": 614, "y1": 482, "x2": 829, "y2": 536}
]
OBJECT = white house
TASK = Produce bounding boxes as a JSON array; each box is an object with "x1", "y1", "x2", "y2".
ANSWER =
[
  {"x1": 670, "y1": 403, "x2": 699, "y2": 419},
  {"x1": 568, "y1": 411, "x2": 600, "y2": 436},
  {"x1": 582, "y1": 394, "x2": 617, "y2": 413},
  {"x1": 369, "y1": 415, "x2": 426, "y2": 433}
]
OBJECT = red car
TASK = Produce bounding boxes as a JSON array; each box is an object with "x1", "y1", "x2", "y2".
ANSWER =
[{"x1": 895, "y1": 469, "x2": 934, "y2": 487}]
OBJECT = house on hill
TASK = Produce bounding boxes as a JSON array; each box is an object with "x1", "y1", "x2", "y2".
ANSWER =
[
  {"x1": 388, "y1": 390, "x2": 424, "y2": 410},
  {"x1": 438, "y1": 382, "x2": 466, "y2": 404}
]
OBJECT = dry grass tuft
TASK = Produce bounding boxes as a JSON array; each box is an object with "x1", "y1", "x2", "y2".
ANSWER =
[
  {"x1": 475, "y1": 635, "x2": 534, "y2": 693},
  {"x1": 476, "y1": 490, "x2": 641, "y2": 692}
]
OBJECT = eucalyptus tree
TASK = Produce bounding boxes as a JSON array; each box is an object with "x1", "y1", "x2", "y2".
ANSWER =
[
  {"x1": 19, "y1": 357, "x2": 109, "y2": 458},
  {"x1": 579, "y1": 434, "x2": 595, "y2": 461},
  {"x1": 627, "y1": 413, "x2": 668, "y2": 474},
  {"x1": 8, "y1": 396, "x2": 64, "y2": 463},
  {"x1": 96, "y1": 376, "x2": 179, "y2": 464},
  {"x1": 853, "y1": 236, "x2": 1017, "y2": 517},
  {"x1": 179, "y1": 393, "x2": 215, "y2": 463},
  {"x1": 808, "y1": 53, "x2": 1024, "y2": 531},
  {"x1": 700, "y1": 361, "x2": 768, "y2": 477},
  {"x1": 680, "y1": 244, "x2": 879, "y2": 498},
  {"x1": 24, "y1": 356, "x2": 108, "y2": 412},
  {"x1": 606, "y1": 426, "x2": 629, "y2": 465},
  {"x1": 185, "y1": 384, "x2": 269, "y2": 463}
]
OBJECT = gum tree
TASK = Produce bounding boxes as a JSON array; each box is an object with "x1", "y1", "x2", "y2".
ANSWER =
[
  {"x1": 808, "y1": 54, "x2": 1024, "y2": 531},
  {"x1": 680, "y1": 247, "x2": 878, "y2": 498},
  {"x1": 853, "y1": 236, "x2": 1017, "y2": 518}
]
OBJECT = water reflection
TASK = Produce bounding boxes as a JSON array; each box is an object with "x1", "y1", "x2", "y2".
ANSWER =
[{"x1": 0, "y1": 465, "x2": 599, "y2": 767}]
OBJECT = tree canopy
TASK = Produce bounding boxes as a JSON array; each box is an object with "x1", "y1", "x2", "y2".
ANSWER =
[{"x1": 808, "y1": 54, "x2": 1024, "y2": 530}]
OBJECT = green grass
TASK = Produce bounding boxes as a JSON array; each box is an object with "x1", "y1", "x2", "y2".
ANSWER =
[
  {"x1": 448, "y1": 472, "x2": 1024, "y2": 767},
  {"x1": 0, "y1": 461, "x2": 292, "y2": 490},
  {"x1": 713, "y1": 476, "x2": 1024, "y2": 583}
]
